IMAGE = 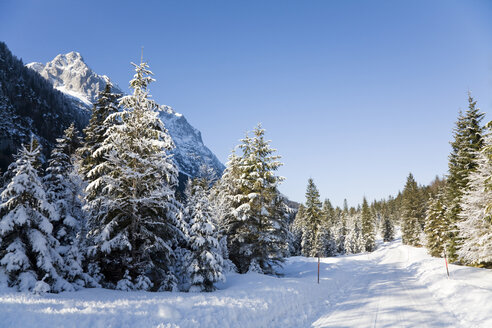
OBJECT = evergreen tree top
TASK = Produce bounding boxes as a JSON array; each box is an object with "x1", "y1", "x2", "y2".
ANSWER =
[
  {"x1": 54, "y1": 123, "x2": 81, "y2": 158},
  {"x1": 447, "y1": 94, "x2": 486, "y2": 203},
  {"x1": 449, "y1": 94, "x2": 484, "y2": 158},
  {"x1": 305, "y1": 178, "x2": 322, "y2": 209},
  {"x1": 362, "y1": 197, "x2": 369, "y2": 209},
  {"x1": 121, "y1": 62, "x2": 157, "y2": 112},
  {"x1": 237, "y1": 124, "x2": 284, "y2": 190},
  {"x1": 343, "y1": 199, "x2": 349, "y2": 213}
]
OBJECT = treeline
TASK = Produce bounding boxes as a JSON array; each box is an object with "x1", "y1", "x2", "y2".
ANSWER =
[
  {"x1": 0, "y1": 61, "x2": 290, "y2": 294},
  {"x1": 398, "y1": 95, "x2": 491, "y2": 267},
  {"x1": 291, "y1": 179, "x2": 399, "y2": 257},
  {"x1": 290, "y1": 93, "x2": 492, "y2": 268}
]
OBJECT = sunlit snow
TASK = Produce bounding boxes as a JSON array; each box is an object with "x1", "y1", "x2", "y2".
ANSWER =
[{"x1": 1, "y1": 238, "x2": 490, "y2": 327}]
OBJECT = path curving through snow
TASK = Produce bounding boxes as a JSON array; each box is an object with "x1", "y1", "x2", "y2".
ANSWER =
[{"x1": 311, "y1": 242, "x2": 460, "y2": 327}]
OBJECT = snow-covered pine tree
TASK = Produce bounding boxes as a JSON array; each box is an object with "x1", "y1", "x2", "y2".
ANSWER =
[
  {"x1": 2, "y1": 137, "x2": 43, "y2": 186},
  {"x1": 322, "y1": 199, "x2": 335, "y2": 227},
  {"x1": 335, "y1": 205, "x2": 348, "y2": 254},
  {"x1": 372, "y1": 201, "x2": 384, "y2": 235},
  {"x1": 444, "y1": 94, "x2": 484, "y2": 261},
  {"x1": 424, "y1": 194, "x2": 447, "y2": 257},
  {"x1": 78, "y1": 83, "x2": 121, "y2": 278},
  {"x1": 209, "y1": 151, "x2": 240, "y2": 273},
  {"x1": 290, "y1": 204, "x2": 306, "y2": 256},
  {"x1": 0, "y1": 169, "x2": 4, "y2": 196},
  {"x1": 387, "y1": 193, "x2": 403, "y2": 226},
  {"x1": 78, "y1": 81, "x2": 120, "y2": 181},
  {"x1": 381, "y1": 204, "x2": 395, "y2": 243},
  {"x1": 302, "y1": 178, "x2": 323, "y2": 257},
  {"x1": 210, "y1": 152, "x2": 239, "y2": 229},
  {"x1": 44, "y1": 124, "x2": 92, "y2": 288},
  {"x1": 361, "y1": 197, "x2": 376, "y2": 251},
  {"x1": 457, "y1": 131, "x2": 492, "y2": 266},
  {"x1": 186, "y1": 177, "x2": 225, "y2": 292},
  {"x1": 401, "y1": 173, "x2": 425, "y2": 246},
  {"x1": 344, "y1": 213, "x2": 364, "y2": 254},
  {"x1": 85, "y1": 61, "x2": 185, "y2": 291},
  {"x1": 312, "y1": 222, "x2": 337, "y2": 257},
  {"x1": 485, "y1": 121, "x2": 492, "y2": 222},
  {"x1": 271, "y1": 193, "x2": 292, "y2": 259},
  {"x1": 310, "y1": 199, "x2": 337, "y2": 257},
  {"x1": 382, "y1": 216, "x2": 395, "y2": 242},
  {"x1": 0, "y1": 137, "x2": 72, "y2": 293},
  {"x1": 223, "y1": 125, "x2": 287, "y2": 274},
  {"x1": 285, "y1": 227, "x2": 298, "y2": 257}
]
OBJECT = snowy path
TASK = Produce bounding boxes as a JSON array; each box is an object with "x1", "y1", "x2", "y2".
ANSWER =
[
  {"x1": 0, "y1": 239, "x2": 490, "y2": 327},
  {"x1": 312, "y1": 244, "x2": 458, "y2": 327}
]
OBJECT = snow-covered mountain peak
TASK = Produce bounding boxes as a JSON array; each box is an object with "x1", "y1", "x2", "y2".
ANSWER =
[
  {"x1": 53, "y1": 51, "x2": 83, "y2": 66},
  {"x1": 27, "y1": 52, "x2": 120, "y2": 107}
]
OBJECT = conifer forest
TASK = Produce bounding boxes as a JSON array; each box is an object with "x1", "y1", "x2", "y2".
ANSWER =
[{"x1": 1, "y1": 57, "x2": 491, "y2": 295}]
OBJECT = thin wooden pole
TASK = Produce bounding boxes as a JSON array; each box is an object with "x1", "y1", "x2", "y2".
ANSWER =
[{"x1": 444, "y1": 249, "x2": 450, "y2": 279}]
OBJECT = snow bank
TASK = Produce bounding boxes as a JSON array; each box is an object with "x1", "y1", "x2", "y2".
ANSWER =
[
  {"x1": 0, "y1": 257, "x2": 344, "y2": 327},
  {"x1": 401, "y1": 243, "x2": 492, "y2": 327}
]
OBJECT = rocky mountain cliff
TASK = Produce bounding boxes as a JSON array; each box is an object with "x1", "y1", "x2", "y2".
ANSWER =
[{"x1": 27, "y1": 52, "x2": 122, "y2": 108}]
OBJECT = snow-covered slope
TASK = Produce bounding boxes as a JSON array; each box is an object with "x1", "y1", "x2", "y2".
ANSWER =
[
  {"x1": 1, "y1": 238, "x2": 491, "y2": 327},
  {"x1": 27, "y1": 53, "x2": 225, "y2": 178}
]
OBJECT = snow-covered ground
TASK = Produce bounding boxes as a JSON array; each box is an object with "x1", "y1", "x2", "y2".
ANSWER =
[{"x1": 1, "y1": 238, "x2": 491, "y2": 327}]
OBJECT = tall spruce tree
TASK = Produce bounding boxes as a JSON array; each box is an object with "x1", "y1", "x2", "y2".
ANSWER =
[
  {"x1": 78, "y1": 81, "x2": 120, "y2": 181},
  {"x1": 186, "y1": 178, "x2": 225, "y2": 292},
  {"x1": 85, "y1": 61, "x2": 185, "y2": 291},
  {"x1": 223, "y1": 124, "x2": 287, "y2": 274},
  {"x1": 290, "y1": 204, "x2": 306, "y2": 256},
  {"x1": 303, "y1": 178, "x2": 323, "y2": 257},
  {"x1": 311, "y1": 199, "x2": 337, "y2": 257},
  {"x1": 0, "y1": 138, "x2": 72, "y2": 293},
  {"x1": 335, "y1": 206, "x2": 348, "y2": 254},
  {"x1": 485, "y1": 121, "x2": 492, "y2": 222},
  {"x1": 361, "y1": 197, "x2": 376, "y2": 251},
  {"x1": 382, "y1": 215, "x2": 395, "y2": 242},
  {"x1": 44, "y1": 124, "x2": 90, "y2": 287},
  {"x1": 457, "y1": 131, "x2": 492, "y2": 265},
  {"x1": 344, "y1": 213, "x2": 364, "y2": 254},
  {"x1": 380, "y1": 201, "x2": 395, "y2": 242},
  {"x1": 209, "y1": 152, "x2": 240, "y2": 273},
  {"x1": 322, "y1": 199, "x2": 335, "y2": 227},
  {"x1": 312, "y1": 222, "x2": 336, "y2": 257},
  {"x1": 401, "y1": 173, "x2": 425, "y2": 246},
  {"x1": 78, "y1": 82, "x2": 120, "y2": 268},
  {"x1": 445, "y1": 94, "x2": 485, "y2": 260},
  {"x1": 425, "y1": 194, "x2": 448, "y2": 257}
]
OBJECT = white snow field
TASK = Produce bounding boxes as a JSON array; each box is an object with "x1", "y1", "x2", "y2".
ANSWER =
[{"x1": 1, "y1": 238, "x2": 491, "y2": 328}]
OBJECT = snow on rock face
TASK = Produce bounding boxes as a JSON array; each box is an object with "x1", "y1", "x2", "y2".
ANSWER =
[
  {"x1": 158, "y1": 105, "x2": 224, "y2": 178},
  {"x1": 27, "y1": 53, "x2": 225, "y2": 178},
  {"x1": 26, "y1": 52, "x2": 118, "y2": 106}
]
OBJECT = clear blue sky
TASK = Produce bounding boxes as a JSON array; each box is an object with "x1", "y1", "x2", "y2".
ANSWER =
[{"x1": 1, "y1": 0, "x2": 491, "y2": 207}]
